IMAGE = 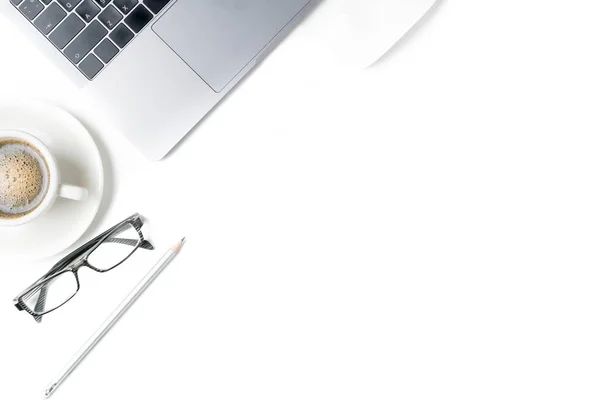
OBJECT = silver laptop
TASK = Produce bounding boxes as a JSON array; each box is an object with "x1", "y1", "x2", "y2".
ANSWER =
[{"x1": 1, "y1": 0, "x2": 314, "y2": 160}]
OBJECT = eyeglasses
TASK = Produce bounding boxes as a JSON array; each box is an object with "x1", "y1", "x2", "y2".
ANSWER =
[{"x1": 13, "y1": 214, "x2": 154, "y2": 323}]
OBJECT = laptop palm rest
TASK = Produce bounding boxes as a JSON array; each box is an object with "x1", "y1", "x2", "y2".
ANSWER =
[{"x1": 153, "y1": 0, "x2": 311, "y2": 93}]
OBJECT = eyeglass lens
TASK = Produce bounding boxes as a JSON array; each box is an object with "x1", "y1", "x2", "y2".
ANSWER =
[
  {"x1": 87, "y1": 223, "x2": 142, "y2": 271},
  {"x1": 22, "y1": 271, "x2": 79, "y2": 315}
]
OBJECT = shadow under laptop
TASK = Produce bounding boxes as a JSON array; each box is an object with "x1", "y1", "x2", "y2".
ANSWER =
[{"x1": 372, "y1": 0, "x2": 445, "y2": 68}]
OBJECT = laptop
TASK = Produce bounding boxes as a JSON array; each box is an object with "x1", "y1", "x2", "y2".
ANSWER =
[{"x1": 0, "y1": 0, "x2": 314, "y2": 160}]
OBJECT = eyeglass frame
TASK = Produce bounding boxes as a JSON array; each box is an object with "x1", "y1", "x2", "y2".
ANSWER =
[{"x1": 13, "y1": 213, "x2": 154, "y2": 322}]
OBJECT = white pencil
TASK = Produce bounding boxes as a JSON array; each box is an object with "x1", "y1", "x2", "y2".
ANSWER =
[{"x1": 44, "y1": 238, "x2": 186, "y2": 399}]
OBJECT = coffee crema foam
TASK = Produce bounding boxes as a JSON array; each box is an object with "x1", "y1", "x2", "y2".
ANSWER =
[{"x1": 0, "y1": 139, "x2": 49, "y2": 219}]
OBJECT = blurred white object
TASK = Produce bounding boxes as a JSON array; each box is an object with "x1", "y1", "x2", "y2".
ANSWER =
[{"x1": 300, "y1": 0, "x2": 438, "y2": 70}]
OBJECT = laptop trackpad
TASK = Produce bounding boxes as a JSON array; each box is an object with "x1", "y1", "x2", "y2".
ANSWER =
[{"x1": 153, "y1": 0, "x2": 310, "y2": 92}]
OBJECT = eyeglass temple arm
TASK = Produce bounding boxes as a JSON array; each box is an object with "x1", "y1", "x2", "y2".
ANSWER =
[
  {"x1": 36, "y1": 214, "x2": 147, "y2": 282},
  {"x1": 31, "y1": 237, "x2": 154, "y2": 322},
  {"x1": 32, "y1": 285, "x2": 47, "y2": 323},
  {"x1": 103, "y1": 238, "x2": 154, "y2": 249}
]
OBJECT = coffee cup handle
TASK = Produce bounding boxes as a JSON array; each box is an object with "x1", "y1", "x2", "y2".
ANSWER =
[{"x1": 59, "y1": 184, "x2": 88, "y2": 201}]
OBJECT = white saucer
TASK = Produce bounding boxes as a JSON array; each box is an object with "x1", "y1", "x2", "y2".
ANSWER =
[{"x1": 0, "y1": 102, "x2": 104, "y2": 261}]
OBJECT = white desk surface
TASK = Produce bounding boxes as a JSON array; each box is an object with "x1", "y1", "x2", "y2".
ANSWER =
[{"x1": 2, "y1": 1, "x2": 600, "y2": 399}]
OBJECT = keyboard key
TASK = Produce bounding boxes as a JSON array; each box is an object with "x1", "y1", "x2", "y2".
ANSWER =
[
  {"x1": 11, "y1": 0, "x2": 24, "y2": 6},
  {"x1": 64, "y1": 20, "x2": 107, "y2": 64},
  {"x1": 19, "y1": 0, "x2": 44, "y2": 20},
  {"x1": 57, "y1": 0, "x2": 82, "y2": 12},
  {"x1": 76, "y1": 0, "x2": 100, "y2": 22},
  {"x1": 143, "y1": 0, "x2": 169, "y2": 14},
  {"x1": 48, "y1": 14, "x2": 85, "y2": 49},
  {"x1": 79, "y1": 54, "x2": 103, "y2": 79},
  {"x1": 34, "y1": 3, "x2": 66, "y2": 35},
  {"x1": 94, "y1": 0, "x2": 110, "y2": 7},
  {"x1": 98, "y1": 5, "x2": 122, "y2": 29},
  {"x1": 94, "y1": 38, "x2": 118, "y2": 63},
  {"x1": 109, "y1": 23, "x2": 133, "y2": 48},
  {"x1": 41, "y1": 0, "x2": 51, "y2": 4},
  {"x1": 124, "y1": 4, "x2": 151, "y2": 33},
  {"x1": 113, "y1": 0, "x2": 136, "y2": 15}
]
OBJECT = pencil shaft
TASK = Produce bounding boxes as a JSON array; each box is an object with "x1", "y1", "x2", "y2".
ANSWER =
[{"x1": 45, "y1": 249, "x2": 177, "y2": 398}]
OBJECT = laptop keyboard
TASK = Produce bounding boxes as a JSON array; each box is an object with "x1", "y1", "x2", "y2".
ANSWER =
[{"x1": 11, "y1": 0, "x2": 172, "y2": 80}]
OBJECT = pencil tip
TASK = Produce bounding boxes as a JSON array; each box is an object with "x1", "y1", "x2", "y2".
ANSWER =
[{"x1": 171, "y1": 237, "x2": 186, "y2": 253}]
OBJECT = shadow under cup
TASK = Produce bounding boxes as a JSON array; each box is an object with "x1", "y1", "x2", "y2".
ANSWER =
[{"x1": 0, "y1": 136, "x2": 51, "y2": 220}]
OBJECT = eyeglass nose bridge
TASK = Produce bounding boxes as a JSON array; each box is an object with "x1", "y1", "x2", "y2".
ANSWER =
[
  {"x1": 72, "y1": 258, "x2": 109, "y2": 275},
  {"x1": 69, "y1": 258, "x2": 88, "y2": 271}
]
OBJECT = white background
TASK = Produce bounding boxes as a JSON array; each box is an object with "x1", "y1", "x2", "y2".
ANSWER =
[{"x1": 2, "y1": 0, "x2": 600, "y2": 399}]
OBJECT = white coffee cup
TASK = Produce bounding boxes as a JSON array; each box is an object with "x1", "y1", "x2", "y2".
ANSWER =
[{"x1": 0, "y1": 130, "x2": 87, "y2": 227}]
